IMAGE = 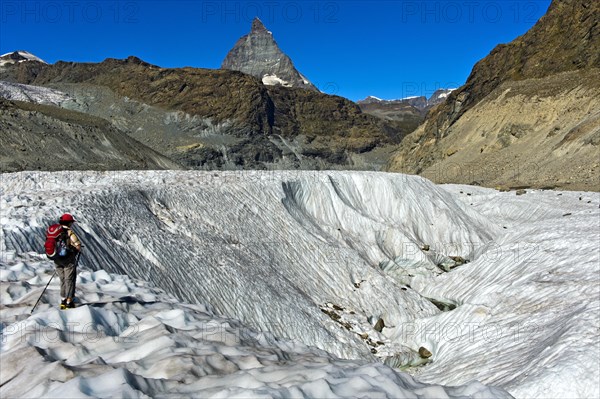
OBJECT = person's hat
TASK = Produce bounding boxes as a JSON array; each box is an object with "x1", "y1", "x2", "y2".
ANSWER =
[{"x1": 59, "y1": 213, "x2": 76, "y2": 223}]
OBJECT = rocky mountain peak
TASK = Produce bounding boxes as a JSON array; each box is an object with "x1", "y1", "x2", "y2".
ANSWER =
[
  {"x1": 221, "y1": 18, "x2": 316, "y2": 90},
  {"x1": 251, "y1": 17, "x2": 269, "y2": 34}
]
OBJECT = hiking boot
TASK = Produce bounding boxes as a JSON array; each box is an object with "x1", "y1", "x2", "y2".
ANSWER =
[
  {"x1": 60, "y1": 299, "x2": 67, "y2": 310},
  {"x1": 66, "y1": 300, "x2": 75, "y2": 309}
]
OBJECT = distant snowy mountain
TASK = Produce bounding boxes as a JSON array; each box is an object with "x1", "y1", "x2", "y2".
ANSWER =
[
  {"x1": 222, "y1": 17, "x2": 317, "y2": 90},
  {"x1": 360, "y1": 95, "x2": 384, "y2": 103},
  {"x1": 2, "y1": 170, "x2": 599, "y2": 398},
  {"x1": 358, "y1": 89, "x2": 456, "y2": 110},
  {"x1": 402, "y1": 96, "x2": 428, "y2": 108},
  {"x1": 356, "y1": 95, "x2": 427, "y2": 125},
  {"x1": 0, "y1": 51, "x2": 47, "y2": 67},
  {"x1": 357, "y1": 89, "x2": 456, "y2": 124}
]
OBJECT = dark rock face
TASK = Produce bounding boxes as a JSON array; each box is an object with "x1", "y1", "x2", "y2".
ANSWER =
[{"x1": 221, "y1": 17, "x2": 317, "y2": 90}]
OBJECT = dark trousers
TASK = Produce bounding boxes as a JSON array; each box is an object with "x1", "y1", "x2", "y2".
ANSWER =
[{"x1": 55, "y1": 255, "x2": 77, "y2": 299}]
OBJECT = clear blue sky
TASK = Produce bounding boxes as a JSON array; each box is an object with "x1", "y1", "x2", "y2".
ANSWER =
[{"x1": 1, "y1": 0, "x2": 551, "y2": 101}]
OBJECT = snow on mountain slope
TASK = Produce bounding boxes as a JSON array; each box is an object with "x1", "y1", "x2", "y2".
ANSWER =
[
  {"x1": 0, "y1": 51, "x2": 47, "y2": 67},
  {"x1": 0, "y1": 253, "x2": 511, "y2": 398},
  {"x1": 1, "y1": 170, "x2": 598, "y2": 398},
  {"x1": 0, "y1": 81, "x2": 74, "y2": 106}
]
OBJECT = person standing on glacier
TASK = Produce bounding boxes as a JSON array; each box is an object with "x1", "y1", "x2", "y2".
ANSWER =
[{"x1": 45, "y1": 213, "x2": 82, "y2": 309}]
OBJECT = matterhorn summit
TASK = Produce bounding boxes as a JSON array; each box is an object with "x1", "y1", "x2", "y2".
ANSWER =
[{"x1": 221, "y1": 17, "x2": 316, "y2": 90}]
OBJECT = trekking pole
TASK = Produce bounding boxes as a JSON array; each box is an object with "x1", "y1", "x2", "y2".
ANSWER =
[{"x1": 31, "y1": 270, "x2": 57, "y2": 314}]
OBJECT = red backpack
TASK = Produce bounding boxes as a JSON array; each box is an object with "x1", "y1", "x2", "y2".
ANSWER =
[{"x1": 45, "y1": 224, "x2": 69, "y2": 259}]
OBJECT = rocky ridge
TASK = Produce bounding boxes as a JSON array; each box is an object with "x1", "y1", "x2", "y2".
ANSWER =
[
  {"x1": 1, "y1": 56, "x2": 406, "y2": 171},
  {"x1": 387, "y1": 0, "x2": 600, "y2": 191}
]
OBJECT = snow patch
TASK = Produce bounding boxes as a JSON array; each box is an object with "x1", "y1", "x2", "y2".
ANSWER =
[{"x1": 262, "y1": 74, "x2": 292, "y2": 87}]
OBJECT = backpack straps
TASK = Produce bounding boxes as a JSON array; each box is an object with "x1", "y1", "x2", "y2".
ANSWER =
[{"x1": 66, "y1": 227, "x2": 82, "y2": 252}]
